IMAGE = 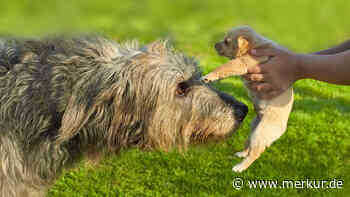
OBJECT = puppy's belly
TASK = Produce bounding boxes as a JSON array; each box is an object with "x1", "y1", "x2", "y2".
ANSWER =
[{"x1": 243, "y1": 78, "x2": 294, "y2": 124}]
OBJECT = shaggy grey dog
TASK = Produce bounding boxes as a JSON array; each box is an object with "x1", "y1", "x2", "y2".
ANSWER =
[{"x1": 0, "y1": 36, "x2": 248, "y2": 196}]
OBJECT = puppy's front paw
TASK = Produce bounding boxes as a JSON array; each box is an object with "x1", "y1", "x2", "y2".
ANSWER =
[
  {"x1": 232, "y1": 163, "x2": 248, "y2": 173},
  {"x1": 235, "y1": 150, "x2": 248, "y2": 158}
]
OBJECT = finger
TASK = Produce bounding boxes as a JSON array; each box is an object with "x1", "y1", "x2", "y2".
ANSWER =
[
  {"x1": 255, "y1": 83, "x2": 272, "y2": 93},
  {"x1": 254, "y1": 59, "x2": 277, "y2": 73},
  {"x1": 249, "y1": 82, "x2": 258, "y2": 90},
  {"x1": 251, "y1": 47, "x2": 280, "y2": 57},
  {"x1": 249, "y1": 83, "x2": 273, "y2": 94},
  {"x1": 247, "y1": 74, "x2": 264, "y2": 82},
  {"x1": 258, "y1": 83, "x2": 273, "y2": 92},
  {"x1": 247, "y1": 66, "x2": 262, "y2": 74}
]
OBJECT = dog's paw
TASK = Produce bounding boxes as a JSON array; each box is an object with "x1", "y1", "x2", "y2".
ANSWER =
[
  {"x1": 232, "y1": 163, "x2": 248, "y2": 173},
  {"x1": 235, "y1": 150, "x2": 248, "y2": 158}
]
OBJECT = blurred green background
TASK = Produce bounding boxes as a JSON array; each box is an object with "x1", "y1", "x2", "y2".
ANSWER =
[{"x1": 1, "y1": 0, "x2": 349, "y2": 196}]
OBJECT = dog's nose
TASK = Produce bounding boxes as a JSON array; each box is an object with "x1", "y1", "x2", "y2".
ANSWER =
[
  {"x1": 218, "y1": 92, "x2": 248, "y2": 121},
  {"x1": 234, "y1": 103, "x2": 248, "y2": 122}
]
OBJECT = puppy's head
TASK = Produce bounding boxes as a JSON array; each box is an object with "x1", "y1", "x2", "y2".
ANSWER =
[{"x1": 215, "y1": 26, "x2": 268, "y2": 59}]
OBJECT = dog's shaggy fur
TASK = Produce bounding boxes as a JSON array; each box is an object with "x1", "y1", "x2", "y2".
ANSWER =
[{"x1": 0, "y1": 36, "x2": 248, "y2": 196}]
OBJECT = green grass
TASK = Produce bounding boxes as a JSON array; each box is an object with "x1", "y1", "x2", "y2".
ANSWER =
[{"x1": 1, "y1": 0, "x2": 350, "y2": 196}]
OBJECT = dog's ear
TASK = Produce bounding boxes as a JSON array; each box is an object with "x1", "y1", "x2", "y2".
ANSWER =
[
  {"x1": 236, "y1": 36, "x2": 251, "y2": 57},
  {"x1": 56, "y1": 95, "x2": 95, "y2": 144},
  {"x1": 145, "y1": 40, "x2": 170, "y2": 55},
  {"x1": 56, "y1": 85, "x2": 118, "y2": 145}
]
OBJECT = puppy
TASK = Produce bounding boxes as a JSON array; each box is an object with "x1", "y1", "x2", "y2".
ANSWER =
[{"x1": 202, "y1": 26, "x2": 294, "y2": 172}]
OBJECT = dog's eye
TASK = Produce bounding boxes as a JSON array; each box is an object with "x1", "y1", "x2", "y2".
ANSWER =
[{"x1": 176, "y1": 81, "x2": 190, "y2": 97}]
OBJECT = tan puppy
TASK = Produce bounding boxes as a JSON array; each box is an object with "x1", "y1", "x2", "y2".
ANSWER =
[{"x1": 202, "y1": 26, "x2": 294, "y2": 172}]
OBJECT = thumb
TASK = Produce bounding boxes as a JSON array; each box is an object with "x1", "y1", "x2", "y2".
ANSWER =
[{"x1": 251, "y1": 47, "x2": 280, "y2": 57}]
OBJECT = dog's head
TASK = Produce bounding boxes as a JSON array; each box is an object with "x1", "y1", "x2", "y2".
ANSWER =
[{"x1": 54, "y1": 38, "x2": 247, "y2": 151}]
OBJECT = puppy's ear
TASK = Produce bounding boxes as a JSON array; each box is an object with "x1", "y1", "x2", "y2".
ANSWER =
[{"x1": 236, "y1": 36, "x2": 251, "y2": 57}]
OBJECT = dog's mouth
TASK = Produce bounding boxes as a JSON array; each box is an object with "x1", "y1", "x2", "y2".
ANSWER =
[
  {"x1": 217, "y1": 50, "x2": 225, "y2": 56},
  {"x1": 215, "y1": 49, "x2": 235, "y2": 60},
  {"x1": 188, "y1": 108, "x2": 247, "y2": 145},
  {"x1": 216, "y1": 92, "x2": 248, "y2": 123},
  {"x1": 215, "y1": 48, "x2": 225, "y2": 56},
  {"x1": 215, "y1": 43, "x2": 225, "y2": 55}
]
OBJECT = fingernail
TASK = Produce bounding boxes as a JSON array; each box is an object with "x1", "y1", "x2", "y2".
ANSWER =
[{"x1": 251, "y1": 49, "x2": 257, "y2": 54}]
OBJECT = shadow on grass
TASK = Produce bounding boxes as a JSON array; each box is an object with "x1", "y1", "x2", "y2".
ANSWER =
[{"x1": 294, "y1": 85, "x2": 350, "y2": 114}]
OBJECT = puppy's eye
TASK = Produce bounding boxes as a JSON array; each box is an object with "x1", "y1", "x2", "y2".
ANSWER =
[
  {"x1": 224, "y1": 38, "x2": 231, "y2": 45},
  {"x1": 176, "y1": 81, "x2": 190, "y2": 97}
]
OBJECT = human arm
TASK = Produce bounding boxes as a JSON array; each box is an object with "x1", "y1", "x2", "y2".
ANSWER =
[
  {"x1": 312, "y1": 39, "x2": 350, "y2": 55},
  {"x1": 297, "y1": 51, "x2": 350, "y2": 84},
  {"x1": 245, "y1": 45, "x2": 350, "y2": 99}
]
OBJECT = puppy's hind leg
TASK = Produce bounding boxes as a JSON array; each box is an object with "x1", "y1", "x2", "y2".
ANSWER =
[
  {"x1": 232, "y1": 121, "x2": 286, "y2": 173},
  {"x1": 234, "y1": 116, "x2": 260, "y2": 158},
  {"x1": 232, "y1": 140, "x2": 266, "y2": 172},
  {"x1": 234, "y1": 142, "x2": 250, "y2": 158}
]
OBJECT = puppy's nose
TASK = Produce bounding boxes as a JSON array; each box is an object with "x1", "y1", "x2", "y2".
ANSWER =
[{"x1": 215, "y1": 43, "x2": 222, "y2": 51}]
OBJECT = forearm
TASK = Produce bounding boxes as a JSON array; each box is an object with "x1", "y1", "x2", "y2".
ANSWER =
[
  {"x1": 312, "y1": 39, "x2": 350, "y2": 55},
  {"x1": 297, "y1": 50, "x2": 350, "y2": 85}
]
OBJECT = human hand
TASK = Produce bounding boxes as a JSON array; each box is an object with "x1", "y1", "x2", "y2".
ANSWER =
[{"x1": 244, "y1": 45, "x2": 301, "y2": 99}]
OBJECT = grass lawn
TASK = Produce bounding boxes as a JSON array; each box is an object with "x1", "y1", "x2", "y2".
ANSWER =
[{"x1": 1, "y1": 0, "x2": 349, "y2": 196}]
